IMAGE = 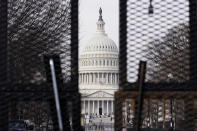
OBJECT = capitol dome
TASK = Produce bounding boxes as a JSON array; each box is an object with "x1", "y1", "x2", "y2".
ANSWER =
[
  {"x1": 79, "y1": 7, "x2": 119, "y2": 95},
  {"x1": 79, "y1": 8, "x2": 118, "y2": 116}
]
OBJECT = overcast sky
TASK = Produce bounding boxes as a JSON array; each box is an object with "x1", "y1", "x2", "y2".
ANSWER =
[
  {"x1": 79, "y1": 0, "x2": 119, "y2": 54},
  {"x1": 126, "y1": 0, "x2": 189, "y2": 82},
  {"x1": 78, "y1": 0, "x2": 189, "y2": 82}
]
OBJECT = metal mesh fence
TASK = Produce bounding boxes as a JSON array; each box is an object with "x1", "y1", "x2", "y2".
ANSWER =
[
  {"x1": 0, "y1": 0, "x2": 80, "y2": 130},
  {"x1": 115, "y1": 91, "x2": 197, "y2": 130},
  {"x1": 117, "y1": 0, "x2": 197, "y2": 131},
  {"x1": 1, "y1": 0, "x2": 197, "y2": 130},
  {"x1": 126, "y1": 0, "x2": 189, "y2": 83},
  {"x1": 7, "y1": 0, "x2": 71, "y2": 85}
]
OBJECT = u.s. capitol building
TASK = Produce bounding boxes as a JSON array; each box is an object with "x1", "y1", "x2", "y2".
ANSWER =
[{"x1": 79, "y1": 8, "x2": 119, "y2": 116}]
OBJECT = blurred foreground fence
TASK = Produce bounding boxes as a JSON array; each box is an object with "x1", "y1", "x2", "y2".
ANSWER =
[
  {"x1": 116, "y1": 0, "x2": 197, "y2": 131},
  {"x1": 1, "y1": 0, "x2": 197, "y2": 131},
  {"x1": 0, "y1": 0, "x2": 81, "y2": 130}
]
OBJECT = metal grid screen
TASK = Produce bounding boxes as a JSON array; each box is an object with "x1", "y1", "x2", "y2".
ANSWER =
[
  {"x1": 117, "y1": 0, "x2": 197, "y2": 131},
  {"x1": 0, "y1": 0, "x2": 80, "y2": 130},
  {"x1": 126, "y1": 0, "x2": 189, "y2": 83},
  {"x1": 1, "y1": 0, "x2": 197, "y2": 130}
]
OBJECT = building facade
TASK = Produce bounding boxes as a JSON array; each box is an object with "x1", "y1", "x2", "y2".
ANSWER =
[{"x1": 79, "y1": 8, "x2": 119, "y2": 116}]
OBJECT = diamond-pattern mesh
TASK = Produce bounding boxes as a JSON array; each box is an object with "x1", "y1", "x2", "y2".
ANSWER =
[
  {"x1": 126, "y1": 0, "x2": 189, "y2": 83},
  {"x1": 1, "y1": 0, "x2": 197, "y2": 130},
  {"x1": 7, "y1": 0, "x2": 71, "y2": 85},
  {"x1": 116, "y1": 0, "x2": 197, "y2": 131},
  {"x1": 115, "y1": 91, "x2": 197, "y2": 130},
  {"x1": 0, "y1": 0, "x2": 81, "y2": 130}
]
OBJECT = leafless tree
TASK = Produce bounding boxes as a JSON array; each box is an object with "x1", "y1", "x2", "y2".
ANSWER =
[
  {"x1": 7, "y1": 0, "x2": 71, "y2": 129},
  {"x1": 7, "y1": 0, "x2": 71, "y2": 84},
  {"x1": 147, "y1": 23, "x2": 189, "y2": 82}
]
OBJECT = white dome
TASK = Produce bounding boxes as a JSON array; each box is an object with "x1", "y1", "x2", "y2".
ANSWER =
[
  {"x1": 82, "y1": 34, "x2": 118, "y2": 53},
  {"x1": 79, "y1": 8, "x2": 119, "y2": 96}
]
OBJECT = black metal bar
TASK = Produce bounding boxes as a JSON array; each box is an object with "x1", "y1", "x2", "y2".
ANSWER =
[
  {"x1": 189, "y1": 0, "x2": 197, "y2": 85},
  {"x1": 71, "y1": 0, "x2": 79, "y2": 92},
  {"x1": 0, "y1": 0, "x2": 8, "y2": 130},
  {"x1": 136, "y1": 61, "x2": 146, "y2": 131},
  {"x1": 0, "y1": 0, "x2": 7, "y2": 86},
  {"x1": 119, "y1": 0, "x2": 127, "y2": 90}
]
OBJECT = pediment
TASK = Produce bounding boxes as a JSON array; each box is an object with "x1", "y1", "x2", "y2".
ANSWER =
[{"x1": 84, "y1": 91, "x2": 113, "y2": 98}]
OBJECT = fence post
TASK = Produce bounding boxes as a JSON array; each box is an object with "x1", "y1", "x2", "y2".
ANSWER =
[
  {"x1": 136, "y1": 61, "x2": 146, "y2": 131},
  {"x1": 0, "y1": 0, "x2": 8, "y2": 130}
]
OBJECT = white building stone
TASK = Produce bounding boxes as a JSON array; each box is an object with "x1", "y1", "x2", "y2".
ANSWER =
[{"x1": 79, "y1": 8, "x2": 119, "y2": 116}]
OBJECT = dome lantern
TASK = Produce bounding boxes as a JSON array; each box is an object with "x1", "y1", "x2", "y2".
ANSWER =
[
  {"x1": 82, "y1": 7, "x2": 118, "y2": 54},
  {"x1": 97, "y1": 7, "x2": 105, "y2": 33}
]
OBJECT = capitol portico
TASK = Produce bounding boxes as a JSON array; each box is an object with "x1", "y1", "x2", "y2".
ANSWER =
[{"x1": 79, "y1": 8, "x2": 119, "y2": 116}]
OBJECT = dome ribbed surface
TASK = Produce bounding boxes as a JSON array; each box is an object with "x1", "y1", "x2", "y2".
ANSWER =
[{"x1": 82, "y1": 34, "x2": 118, "y2": 53}]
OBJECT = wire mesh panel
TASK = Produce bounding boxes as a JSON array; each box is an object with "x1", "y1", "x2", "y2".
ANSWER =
[
  {"x1": 115, "y1": 91, "x2": 197, "y2": 131},
  {"x1": 126, "y1": 0, "x2": 189, "y2": 84},
  {"x1": 117, "y1": 0, "x2": 197, "y2": 131},
  {"x1": 7, "y1": 0, "x2": 71, "y2": 86},
  {"x1": 0, "y1": 0, "x2": 80, "y2": 130}
]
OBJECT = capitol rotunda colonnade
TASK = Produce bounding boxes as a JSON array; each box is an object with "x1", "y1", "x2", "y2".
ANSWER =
[{"x1": 79, "y1": 8, "x2": 119, "y2": 116}]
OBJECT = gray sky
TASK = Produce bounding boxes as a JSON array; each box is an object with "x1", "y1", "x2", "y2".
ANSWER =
[
  {"x1": 78, "y1": 0, "x2": 189, "y2": 82},
  {"x1": 79, "y1": 0, "x2": 119, "y2": 54},
  {"x1": 126, "y1": 0, "x2": 189, "y2": 82}
]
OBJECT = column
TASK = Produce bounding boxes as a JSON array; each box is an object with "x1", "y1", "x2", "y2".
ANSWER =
[
  {"x1": 87, "y1": 73, "x2": 89, "y2": 84},
  {"x1": 94, "y1": 73, "x2": 96, "y2": 83},
  {"x1": 95, "y1": 73, "x2": 97, "y2": 83},
  {"x1": 89, "y1": 73, "x2": 91, "y2": 84},
  {"x1": 91, "y1": 73, "x2": 93, "y2": 83},
  {"x1": 84, "y1": 74, "x2": 86, "y2": 83},
  {"x1": 110, "y1": 73, "x2": 112, "y2": 84},
  {"x1": 93, "y1": 101, "x2": 95, "y2": 114},
  {"x1": 84, "y1": 100, "x2": 86, "y2": 114},
  {"x1": 88, "y1": 100, "x2": 90, "y2": 115},
  {"x1": 98, "y1": 73, "x2": 100, "y2": 83},
  {"x1": 108, "y1": 74, "x2": 110, "y2": 84},
  {"x1": 107, "y1": 100, "x2": 109, "y2": 115},
  {"x1": 92, "y1": 73, "x2": 94, "y2": 83},
  {"x1": 102, "y1": 100, "x2": 104, "y2": 115},
  {"x1": 106, "y1": 73, "x2": 108, "y2": 84},
  {"x1": 115, "y1": 73, "x2": 117, "y2": 84},
  {"x1": 83, "y1": 74, "x2": 85, "y2": 83},
  {"x1": 81, "y1": 74, "x2": 82, "y2": 83},
  {"x1": 112, "y1": 101, "x2": 114, "y2": 113},
  {"x1": 117, "y1": 74, "x2": 119, "y2": 84},
  {"x1": 98, "y1": 100, "x2": 99, "y2": 115},
  {"x1": 112, "y1": 73, "x2": 114, "y2": 84},
  {"x1": 87, "y1": 74, "x2": 88, "y2": 84},
  {"x1": 88, "y1": 73, "x2": 90, "y2": 83},
  {"x1": 111, "y1": 73, "x2": 113, "y2": 84},
  {"x1": 102, "y1": 73, "x2": 104, "y2": 82},
  {"x1": 104, "y1": 73, "x2": 106, "y2": 83}
]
